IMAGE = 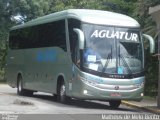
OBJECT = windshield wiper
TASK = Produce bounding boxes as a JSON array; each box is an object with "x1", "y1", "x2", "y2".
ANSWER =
[
  {"x1": 119, "y1": 54, "x2": 133, "y2": 76},
  {"x1": 101, "y1": 46, "x2": 113, "y2": 74},
  {"x1": 118, "y1": 45, "x2": 133, "y2": 76},
  {"x1": 102, "y1": 53, "x2": 112, "y2": 72}
]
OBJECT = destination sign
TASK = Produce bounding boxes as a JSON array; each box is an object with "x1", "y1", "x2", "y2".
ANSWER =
[{"x1": 91, "y1": 30, "x2": 139, "y2": 42}]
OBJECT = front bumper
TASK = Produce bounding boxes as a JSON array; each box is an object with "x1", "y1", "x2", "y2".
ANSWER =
[{"x1": 72, "y1": 73, "x2": 144, "y2": 101}]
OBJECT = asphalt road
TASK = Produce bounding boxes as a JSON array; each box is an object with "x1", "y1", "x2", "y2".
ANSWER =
[{"x1": 0, "y1": 84, "x2": 158, "y2": 120}]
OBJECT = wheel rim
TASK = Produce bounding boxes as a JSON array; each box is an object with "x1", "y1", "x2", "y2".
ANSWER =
[{"x1": 60, "y1": 84, "x2": 65, "y2": 97}]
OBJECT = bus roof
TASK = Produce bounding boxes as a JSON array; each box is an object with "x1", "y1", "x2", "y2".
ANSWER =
[{"x1": 11, "y1": 9, "x2": 140, "y2": 30}]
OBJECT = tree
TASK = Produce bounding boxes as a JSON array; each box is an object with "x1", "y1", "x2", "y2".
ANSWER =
[
  {"x1": 8, "y1": 0, "x2": 54, "y2": 22},
  {"x1": 133, "y1": 0, "x2": 158, "y2": 37},
  {"x1": 7, "y1": 0, "x2": 102, "y2": 22},
  {"x1": 48, "y1": 0, "x2": 102, "y2": 13},
  {"x1": 0, "y1": 0, "x2": 11, "y2": 71},
  {"x1": 134, "y1": 0, "x2": 160, "y2": 96},
  {"x1": 102, "y1": 0, "x2": 137, "y2": 16}
]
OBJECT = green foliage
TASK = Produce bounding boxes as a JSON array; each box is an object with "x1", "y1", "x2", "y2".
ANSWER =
[
  {"x1": 0, "y1": 31, "x2": 7, "y2": 81},
  {"x1": 8, "y1": 0, "x2": 54, "y2": 21},
  {"x1": 49, "y1": 0, "x2": 102, "y2": 13},
  {"x1": 0, "y1": 31, "x2": 8, "y2": 68},
  {"x1": 102, "y1": 0, "x2": 137, "y2": 16},
  {"x1": 0, "y1": 68, "x2": 5, "y2": 81},
  {"x1": 134, "y1": 0, "x2": 159, "y2": 97},
  {"x1": 8, "y1": 0, "x2": 102, "y2": 22},
  {"x1": 0, "y1": 0, "x2": 13, "y2": 27},
  {"x1": 0, "y1": 0, "x2": 9, "y2": 69},
  {"x1": 133, "y1": 0, "x2": 157, "y2": 37},
  {"x1": 144, "y1": 52, "x2": 158, "y2": 96}
]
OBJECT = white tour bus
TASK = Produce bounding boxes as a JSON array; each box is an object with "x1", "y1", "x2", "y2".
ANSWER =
[{"x1": 6, "y1": 9, "x2": 155, "y2": 108}]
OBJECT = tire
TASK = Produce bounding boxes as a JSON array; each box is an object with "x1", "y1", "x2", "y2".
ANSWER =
[
  {"x1": 17, "y1": 76, "x2": 33, "y2": 96},
  {"x1": 17, "y1": 76, "x2": 25, "y2": 95},
  {"x1": 57, "y1": 81, "x2": 69, "y2": 103},
  {"x1": 109, "y1": 100, "x2": 121, "y2": 109},
  {"x1": 52, "y1": 94, "x2": 58, "y2": 101}
]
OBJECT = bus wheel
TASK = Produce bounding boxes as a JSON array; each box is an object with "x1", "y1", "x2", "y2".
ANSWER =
[
  {"x1": 52, "y1": 94, "x2": 58, "y2": 101},
  {"x1": 17, "y1": 76, "x2": 33, "y2": 96},
  {"x1": 58, "y1": 81, "x2": 68, "y2": 103},
  {"x1": 17, "y1": 76, "x2": 25, "y2": 95},
  {"x1": 109, "y1": 100, "x2": 121, "y2": 109}
]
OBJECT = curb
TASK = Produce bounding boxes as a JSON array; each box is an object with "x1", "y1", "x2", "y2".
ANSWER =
[{"x1": 122, "y1": 101, "x2": 160, "y2": 115}]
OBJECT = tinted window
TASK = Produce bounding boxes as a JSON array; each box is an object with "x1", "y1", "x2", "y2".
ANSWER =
[{"x1": 9, "y1": 20, "x2": 66, "y2": 51}]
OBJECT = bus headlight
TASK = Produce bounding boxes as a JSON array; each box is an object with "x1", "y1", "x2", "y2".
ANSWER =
[
  {"x1": 141, "y1": 93, "x2": 144, "y2": 97},
  {"x1": 83, "y1": 90, "x2": 88, "y2": 94}
]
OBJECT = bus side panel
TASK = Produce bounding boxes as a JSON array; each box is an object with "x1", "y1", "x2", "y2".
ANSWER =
[
  {"x1": 6, "y1": 49, "x2": 25, "y2": 88},
  {"x1": 23, "y1": 47, "x2": 72, "y2": 94}
]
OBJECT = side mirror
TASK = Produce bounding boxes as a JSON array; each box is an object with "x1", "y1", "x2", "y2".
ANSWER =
[
  {"x1": 143, "y1": 34, "x2": 155, "y2": 53},
  {"x1": 73, "y1": 28, "x2": 85, "y2": 50}
]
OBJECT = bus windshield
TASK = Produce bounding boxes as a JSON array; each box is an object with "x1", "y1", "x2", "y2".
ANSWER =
[{"x1": 82, "y1": 24, "x2": 143, "y2": 75}]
